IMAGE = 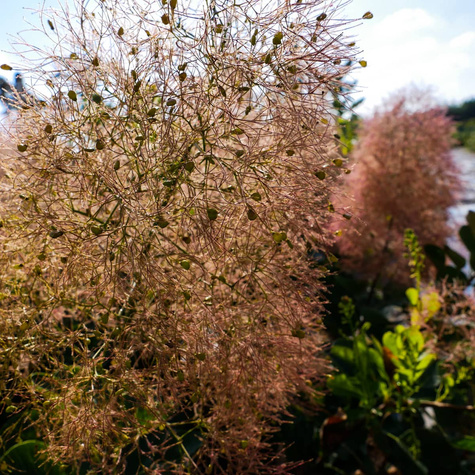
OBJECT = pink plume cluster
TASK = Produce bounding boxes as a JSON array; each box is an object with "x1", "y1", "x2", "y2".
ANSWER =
[{"x1": 334, "y1": 90, "x2": 461, "y2": 285}]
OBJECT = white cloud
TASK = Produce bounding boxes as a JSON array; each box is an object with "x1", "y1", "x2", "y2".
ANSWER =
[
  {"x1": 450, "y1": 31, "x2": 475, "y2": 49},
  {"x1": 372, "y1": 8, "x2": 437, "y2": 38},
  {"x1": 350, "y1": 8, "x2": 475, "y2": 114}
]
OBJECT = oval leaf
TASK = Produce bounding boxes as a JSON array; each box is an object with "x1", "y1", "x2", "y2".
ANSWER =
[{"x1": 207, "y1": 208, "x2": 218, "y2": 220}]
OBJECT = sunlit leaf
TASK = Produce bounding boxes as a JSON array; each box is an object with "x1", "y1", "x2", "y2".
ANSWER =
[
  {"x1": 273, "y1": 32, "x2": 283, "y2": 45},
  {"x1": 180, "y1": 260, "x2": 191, "y2": 270},
  {"x1": 405, "y1": 287, "x2": 419, "y2": 306},
  {"x1": 272, "y1": 231, "x2": 287, "y2": 243}
]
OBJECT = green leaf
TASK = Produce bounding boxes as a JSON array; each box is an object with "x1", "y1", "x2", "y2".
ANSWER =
[
  {"x1": 406, "y1": 326, "x2": 425, "y2": 352},
  {"x1": 467, "y1": 210, "x2": 475, "y2": 236},
  {"x1": 272, "y1": 231, "x2": 287, "y2": 243},
  {"x1": 291, "y1": 328, "x2": 305, "y2": 339},
  {"x1": 92, "y1": 93, "x2": 103, "y2": 104},
  {"x1": 315, "y1": 171, "x2": 326, "y2": 180},
  {"x1": 250, "y1": 192, "x2": 261, "y2": 201},
  {"x1": 180, "y1": 260, "x2": 190, "y2": 270},
  {"x1": 47, "y1": 19, "x2": 55, "y2": 30},
  {"x1": 317, "y1": 13, "x2": 327, "y2": 22},
  {"x1": 207, "y1": 208, "x2": 218, "y2": 220},
  {"x1": 460, "y1": 224, "x2": 475, "y2": 253},
  {"x1": 405, "y1": 287, "x2": 419, "y2": 306},
  {"x1": 49, "y1": 230, "x2": 64, "y2": 239},
  {"x1": 1, "y1": 64, "x2": 12, "y2": 70},
  {"x1": 331, "y1": 341, "x2": 355, "y2": 371},
  {"x1": 67, "y1": 90, "x2": 77, "y2": 101},
  {"x1": 362, "y1": 11, "x2": 374, "y2": 19},
  {"x1": 273, "y1": 32, "x2": 283, "y2": 45},
  {"x1": 247, "y1": 207, "x2": 258, "y2": 221},
  {"x1": 153, "y1": 217, "x2": 169, "y2": 228},
  {"x1": 424, "y1": 244, "x2": 445, "y2": 269},
  {"x1": 0, "y1": 440, "x2": 65, "y2": 475},
  {"x1": 437, "y1": 265, "x2": 467, "y2": 283},
  {"x1": 443, "y1": 245, "x2": 466, "y2": 269},
  {"x1": 118, "y1": 27, "x2": 124, "y2": 36},
  {"x1": 416, "y1": 353, "x2": 435, "y2": 373},
  {"x1": 17, "y1": 143, "x2": 28, "y2": 152},
  {"x1": 184, "y1": 161, "x2": 194, "y2": 172},
  {"x1": 452, "y1": 436, "x2": 475, "y2": 452},
  {"x1": 359, "y1": 60, "x2": 367, "y2": 67},
  {"x1": 327, "y1": 373, "x2": 362, "y2": 399},
  {"x1": 136, "y1": 406, "x2": 154, "y2": 426}
]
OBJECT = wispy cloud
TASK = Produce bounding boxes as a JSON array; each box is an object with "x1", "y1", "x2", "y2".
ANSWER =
[{"x1": 350, "y1": 8, "x2": 475, "y2": 114}]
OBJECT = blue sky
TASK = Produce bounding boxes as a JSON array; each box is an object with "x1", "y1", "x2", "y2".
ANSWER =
[
  {"x1": 344, "y1": 0, "x2": 475, "y2": 113},
  {"x1": 0, "y1": 1, "x2": 474, "y2": 114}
]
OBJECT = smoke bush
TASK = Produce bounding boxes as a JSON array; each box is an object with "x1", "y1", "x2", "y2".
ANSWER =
[
  {"x1": 0, "y1": 0, "x2": 360, "y2": 472},
  {"x1": 334, "y1": 90, "x2": 461, "y2": 285}
]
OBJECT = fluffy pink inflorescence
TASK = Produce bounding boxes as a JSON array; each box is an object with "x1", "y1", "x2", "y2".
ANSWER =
[{"x1": 334, "y1": 91, "x2": 461, "y2": 285}]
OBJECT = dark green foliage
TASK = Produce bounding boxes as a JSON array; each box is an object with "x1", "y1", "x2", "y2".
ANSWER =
[
  {"x1": 274, "y1": 224, "x2": 475, "y2": 474},
  {"x1": 448, "y1": 100, "x2": 475, "y2": 122},
  {"x1": 424, "y1": 211, "x2": 475, "y2": 283},
  {"x1": 448, "y1": 99, "x2": 475, "y2": 152}
]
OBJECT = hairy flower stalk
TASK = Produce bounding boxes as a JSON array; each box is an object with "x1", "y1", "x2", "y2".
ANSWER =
[{"x1": 0, "y1": 0, "x2": 359, "y2": 472}]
